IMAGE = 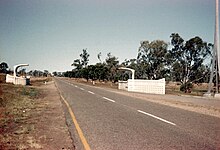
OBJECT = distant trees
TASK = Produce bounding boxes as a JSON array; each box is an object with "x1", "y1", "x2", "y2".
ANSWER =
[{"x1": 27, "y1": 70, "x2": 51, "y2": 77}]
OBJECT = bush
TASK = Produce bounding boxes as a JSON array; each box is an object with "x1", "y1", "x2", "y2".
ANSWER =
[{"x1": 180, "y1": 82, "x2": 193, "y2": 93}]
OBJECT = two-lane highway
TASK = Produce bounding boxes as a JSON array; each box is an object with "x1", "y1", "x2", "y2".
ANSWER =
[{"x1": 55, "y1": 78, "x2": 220, "y2": 150}]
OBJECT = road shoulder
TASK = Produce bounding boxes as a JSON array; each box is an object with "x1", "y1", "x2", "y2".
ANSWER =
[{"x1": 0, "y1": 81, "x2": 74, "y2": 149}]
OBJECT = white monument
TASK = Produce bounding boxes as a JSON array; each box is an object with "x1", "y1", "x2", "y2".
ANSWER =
[
  {"x1": 6, "y1": 64, "x2": 29, "y2": 85},
  {"x1": 118, "y1": 67, "x2": 165, "y2": 94}
]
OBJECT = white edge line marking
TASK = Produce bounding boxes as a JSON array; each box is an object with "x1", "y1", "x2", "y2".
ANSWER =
[
  {"x1": 88, "y1": 91, "x2": 95, "y2": 94},
  {"x1": 80, "y1": 88, "x2": 85, "y2": 90},
  {"x1": 103, "y1": 97, "x2": 115, "y2": 103},
  {"x1": 137, "y1": 110, "x2": 176, "y2": 126}
]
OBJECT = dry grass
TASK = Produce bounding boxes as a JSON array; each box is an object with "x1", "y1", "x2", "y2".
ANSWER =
[
  {"x1": 0, "y1": 74, "x2": 6, "y2": 83},
  {"x1": 0, "y1": 82, "x2": 40, "y2": 149},
  {"x1": 30, "y1": 77, "x2": 52, "y2": 86},
  {"x1": 166, "y1": 82, "x2": 208, "y2": 96}
]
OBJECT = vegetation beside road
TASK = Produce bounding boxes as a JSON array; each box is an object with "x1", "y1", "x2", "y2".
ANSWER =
[
  {"x1": 0, "y1": 77, "x2": 74, "y2": 149},
  {"x1": 0, "y1": 83, "x2": 40, "y2": 149}
]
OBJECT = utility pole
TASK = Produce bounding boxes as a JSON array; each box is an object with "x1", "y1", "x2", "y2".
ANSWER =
[
  {"x1": 206, "y1": 0, "x2": 219, "y2": 96},
  {"x1": 215, "y1": 0, "x2": 220, "y2": 96}
]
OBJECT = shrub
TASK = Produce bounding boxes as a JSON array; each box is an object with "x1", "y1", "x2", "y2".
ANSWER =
[{"x1": 180, "y1": 82, "x2": 193, "y2": 93}]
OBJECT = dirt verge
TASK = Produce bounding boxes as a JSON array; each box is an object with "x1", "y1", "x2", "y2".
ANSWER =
[{"x1": 0, "y1": 79, "x2": 74, "y2": 149}]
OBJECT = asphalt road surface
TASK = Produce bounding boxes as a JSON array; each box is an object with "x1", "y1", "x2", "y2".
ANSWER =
[{"x1": 54, "y1": 78, "x2": 220, "y2": 150}]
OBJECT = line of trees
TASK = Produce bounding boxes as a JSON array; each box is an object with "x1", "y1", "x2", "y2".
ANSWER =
[
  {"x1": 1, "y1": 33, "x2": 213, "y2": 92},
  {"x1": 63, "y1": 33, "x2": 212, "y2": 91}
]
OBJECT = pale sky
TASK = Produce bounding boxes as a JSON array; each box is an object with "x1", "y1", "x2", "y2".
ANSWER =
[{"x1": 0, "y1": 0, "x2": 217, "y2": 72}]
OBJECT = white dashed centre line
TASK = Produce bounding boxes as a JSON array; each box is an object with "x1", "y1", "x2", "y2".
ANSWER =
[
  {"x1": 80, "y1": 88, "x2": 85, "y2": 91},
  {"x1": 75, "y1": 85, "x2": 78, "y2": 88},
  {"x1": 102, "y1": 97, "x2": 115, "y2": 103},
  {"x1": 137, "y1": 110, "x2": 176, "y2": 126},
  {"x1": 88, "y1": 91, "x2": 95, "y2": 95}
]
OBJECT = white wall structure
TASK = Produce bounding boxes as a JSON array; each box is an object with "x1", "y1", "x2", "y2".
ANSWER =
[
  {"x1": 118, "y1": 81, "x2": 128, "y2": 91},
  {"x1": 6, "y1": 64, "x2": 29, "y2": 85},
  {"x1": 6, "y1": 74, "x2": 14, "y2": 83},
  {"x1": 119, "y1": 78, "x2": 165, "y2": 94}
]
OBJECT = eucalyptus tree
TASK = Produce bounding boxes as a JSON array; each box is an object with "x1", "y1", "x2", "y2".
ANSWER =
[
  {"x1": 105, "y1": 53, "x2": 119, "y2": 82},
  {"x1": 169, "y1": 33, "x2": 212, "y2": 84},
  {"x1": 80, "y1": 49, "x2": 90, "y2": 68},
  {"x1": 137, "y1": 40, "x2": 169, "y2": 79},
  {"x1": 71, "y1": 49, "x2": 90, "y2": 78}
]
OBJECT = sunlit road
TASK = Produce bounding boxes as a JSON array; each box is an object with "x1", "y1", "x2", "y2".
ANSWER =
[{"x1": 55, "y1": 78, "x2": 220, "y2": 150}]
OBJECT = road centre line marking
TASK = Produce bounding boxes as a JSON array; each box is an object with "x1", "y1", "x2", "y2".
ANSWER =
[
  {"x1": 75, "y1": 85, "x2": 78, "y2": 88},
  {"x1": 80, "y1": 88, "x2": 85, "y2": 91},
  {"x1": 137, "y1": 110, "x2": 176, "y2": 126},
  {"x1": 88, "y1": 91, "x2": 95, "y2": 94},
  {"x1": 102, "y1": 97, "x2": 115, "y2": 103},
  {"x1": 60, "y1": 95, "x2": 91, "y2": 150}
]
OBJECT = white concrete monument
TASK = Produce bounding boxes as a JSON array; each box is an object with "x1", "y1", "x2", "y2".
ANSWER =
[
  {"x1": 118, "y1": 67, "x2": 165, "y2": 94},
  {"x1": 6, "y1": 64, "x2": 29, "y2": 85}
]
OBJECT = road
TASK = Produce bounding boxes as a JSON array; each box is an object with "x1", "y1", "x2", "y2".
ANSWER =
[{"x1": 54, "y1": 78, "x2": 220, "y2": 150}]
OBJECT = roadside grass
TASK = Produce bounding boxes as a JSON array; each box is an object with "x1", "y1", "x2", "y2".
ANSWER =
[
  {"x1": 30, "y1": 77, "x2": 52, "y2": 86},
  {"x1": 0, "y1": 82, "x2": 41, "y2": 149},
  {"x1": 166, "y1": 82, "x2": 208, "y2": 96}
]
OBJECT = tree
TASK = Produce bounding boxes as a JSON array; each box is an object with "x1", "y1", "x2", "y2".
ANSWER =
[
  {"x1": 169, "y1": 33, "x2": 211, "y2": 83},
  {"x1": 169, "y1": 33, "x2": 212, "y2": 92},
  {"x1": 137, "y1": 40, "x2": 168, "y2": 79},
  {"x1": 71, "y1": 49, "x2": 90, "y2": 79},
  {"x1": 43, "y1": 70, "x2": 49, "y2": 77},
  {"x1": 80, "y1": 49, "x2": 90, "y2": 68},
  {"x1": 105, "y1": 53, "x2": 119, "y2": 82},
  {"x1": 97, "y1": 52, "x2": 102, "y2": 62},
  {"x1": 0, "y1": 62, "x2": 8, "y2": 73},
  {"x1": 53, "y1": 71, "x2": 58, "y2": 76},
  {"x1": 71, "y1": 59, "x2": 82, "y2": 70},
  {"x1": 93, "y1": 63, "x2": 108, "y2": 81}
]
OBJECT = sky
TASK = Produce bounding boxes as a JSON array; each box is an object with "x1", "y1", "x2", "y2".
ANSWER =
[{"x1": 0, "y1": 0, "x2": 217, "y2": 72}]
